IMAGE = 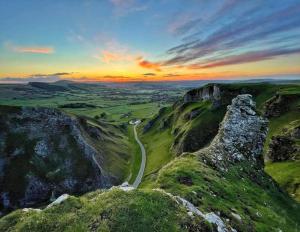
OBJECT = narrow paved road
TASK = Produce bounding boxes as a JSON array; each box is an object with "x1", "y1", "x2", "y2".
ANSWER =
[{"x1": 132, "y1": 122, "x2": 146, "y2": 188}]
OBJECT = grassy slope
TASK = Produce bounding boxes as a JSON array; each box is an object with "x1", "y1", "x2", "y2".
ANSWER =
[
  {"x1": 140, "y1": 82, "x2": 300, "y2": 200},
  {"x1": 1, "y1": 156, "x2": 298, "y2": 231},
  {"x1": 0, "y1": 189, "x2": 212, "y2": 232},
  {"x1": 265, "y1": 161, "x2": 300, "y2": 202},
  {"x1": 262, "y1": 88, "x2": 300, "y2": 202},
  {"x1": 127, "y1": 126, "x2": 142, "y2": 184},
  {"x1": 83, "y1": 118, "x2": 131, "y2": 183},
  {"x1": 155, "y1": 154, "x2": 300, "y2": 231},
  {"x1": 140, "y1": 127, "x2": 174, "y2": 189}
]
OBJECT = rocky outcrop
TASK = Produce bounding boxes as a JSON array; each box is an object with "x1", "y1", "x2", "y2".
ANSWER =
[
  {"x1": 197, "y1": 95, "x2": 268, "y2": 170},
  {"x1": 143, "y1": 107, "x2": 168, "y2": 133},
  {"x1": 267, "y1": 122, "x2": 300, "y2": 162},
  {"x1": 0, "y1": 106, "x2": 111, "y2": 214},
  {"x1": 183, "y1": 84, "x2": 221, "y2": 107},
  {"x1": 264, "y1": 94, "x2": 298, "y2": 118}
]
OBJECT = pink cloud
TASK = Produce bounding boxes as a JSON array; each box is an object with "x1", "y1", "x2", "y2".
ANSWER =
[
  {"x1": 13, "y1": 47, "x2": 54, "y2": 54},
  {"x1": 5, "y1": 42, "x2": 54, "y2": 54}
]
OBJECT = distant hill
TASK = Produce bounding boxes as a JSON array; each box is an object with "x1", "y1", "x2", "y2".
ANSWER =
[{"x1": 28, "y1": 82, "x2": 69, "y2": 92}]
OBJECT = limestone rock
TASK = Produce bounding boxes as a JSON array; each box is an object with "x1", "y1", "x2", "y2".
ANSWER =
[
  {"x1": 197, "y1": 94, "x2": 268, "y2": 170},
  {"x1": 47, "y1": 194, "x2": 70, "y2": 208},
  {"x1": 264, "y1": 94, "x2": 297, "y2": 118},
  {"x1": 183, "y1": 84, "x2": 221, "y2": 108}
]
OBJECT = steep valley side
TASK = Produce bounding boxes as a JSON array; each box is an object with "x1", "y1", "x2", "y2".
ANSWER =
[
  {"x1": 140, "y1": 82, "x2": 300, "y2": 201},
  {"x1": 0, "y1": 106, "x2": 130, "y2": 215}
]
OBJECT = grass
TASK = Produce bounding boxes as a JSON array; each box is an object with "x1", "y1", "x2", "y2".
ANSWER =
[
  {"x1": 139, "y1": 82, "x2": 300, "y2": 201},
  {"x1": 0, "y1": 84, "x2": 180, "y2": 125},
  {"x1": 127, "y1": 126, "x2": 142, "y2": 184},
  {"x1": 0, "y1": 188, "x2": 211, "y2": 232},
  {"x1": 155, "y1": 154, "x2": 300, "y2": 231},
  {"x1": 81, "y1": 119, "x2": 131, "y2": 184},
  {"x1": 140, "y1": 128, "x2": 174, "y2": 189},
  {"x1": 265, "y1": 161, "x2": 300, "y2": 202}
]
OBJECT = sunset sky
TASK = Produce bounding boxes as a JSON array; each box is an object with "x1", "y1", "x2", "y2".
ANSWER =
[{"x1": 0, "y1": 0, "x2": 300, "y2": 82}]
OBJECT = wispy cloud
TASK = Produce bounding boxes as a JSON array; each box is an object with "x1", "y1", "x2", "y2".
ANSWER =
[
  {"x1": 109, "y1": 0, "x2": 147, "y2": 17},
  {"x1": 13, "y1": 47, "x2": 54, "y2": 54},
  {"x1": 92, "y1": 36, "x2": 142, "y2": 64},
  {"x1": 168, "y1": 14, "x2": 202, "y2": 36},
  {"x1": 5, "y1": 42, "x2": 54, "y2": 54},
  {"x1": 95, "y1": 50, "x2": 138, "y2": 63},
  {"x1": 151, "y1": 1, "x2": 300, "y2": 69},
  {"x1": 188, "y1": 47, "x2": 300, "y2": 69}
]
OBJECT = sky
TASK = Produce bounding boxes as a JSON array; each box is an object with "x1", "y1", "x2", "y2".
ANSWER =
[{"x1": 0, "y1": 0, "x2": 300, "y2": 82}]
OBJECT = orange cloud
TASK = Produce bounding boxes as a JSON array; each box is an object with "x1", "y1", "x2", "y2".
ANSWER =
[
  {"x1": 138, "y1": 59, "x2": 162, "y2": 71},
  {"x1": 13, "y1": 47, "x2": 54, "y2": 54},
  {"x1": 100, "y1": 50, "x2": 135, "y2": 63}
]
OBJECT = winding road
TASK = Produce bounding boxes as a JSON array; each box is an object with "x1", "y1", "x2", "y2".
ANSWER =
[{"x1": 132, "y1": 121, "x2": 146, "y2": 188}]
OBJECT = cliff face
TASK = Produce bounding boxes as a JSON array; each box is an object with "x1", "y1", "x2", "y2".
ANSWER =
[
  {"x1": 183, "y1": 84, "x2": 221, "y2": 108},
  {"x1": 0, "y1": 106, "x2": 111, "y2": 214},
  {"x1": 264, "y1": 94, "x2": 298, "y2": 118},
  {"x1": 197, "y1": 94, "x2": 268, "y2": 170},
  {"x1": 267, "y1": 121, "x2": 300, "y2": 162},
  {"x1": 173, "y1": 84, "x2": 260, "y2": 155}
]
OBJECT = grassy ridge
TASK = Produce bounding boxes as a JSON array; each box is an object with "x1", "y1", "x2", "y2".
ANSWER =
[{"x1": 0, "y1": 189, "x2": 210, "y2": 232}]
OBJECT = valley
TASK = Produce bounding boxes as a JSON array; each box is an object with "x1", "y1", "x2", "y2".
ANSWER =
[{"x1": 0, "y1": 80, "x2": 300, "y2": 231}]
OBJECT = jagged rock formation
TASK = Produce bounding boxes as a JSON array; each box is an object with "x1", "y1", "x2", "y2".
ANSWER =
[
  {"x1": 0, "y1": 106, "x2": 111, "y2": 215},
  {"x1": 264, "y1": 94, "x2": 298, "y2": 118},
  {"x1": 197, "y1": 94, "x2": 268, "y2": 170},
  {"x1": 183, "y1": 84, "x2": 221, "y2": 107}
]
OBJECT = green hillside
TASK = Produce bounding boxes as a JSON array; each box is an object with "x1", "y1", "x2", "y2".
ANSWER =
[
  {"x1": 1, "y1": 91, "x2": 299, "y2": 232},
  {"x1": 140, "y1": 83, "x2": 300, "y2": 201}
]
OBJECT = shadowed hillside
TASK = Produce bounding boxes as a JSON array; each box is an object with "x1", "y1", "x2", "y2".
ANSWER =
[{"x1": 0, "y1": 106, "x2": 130, "y2": 215}]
